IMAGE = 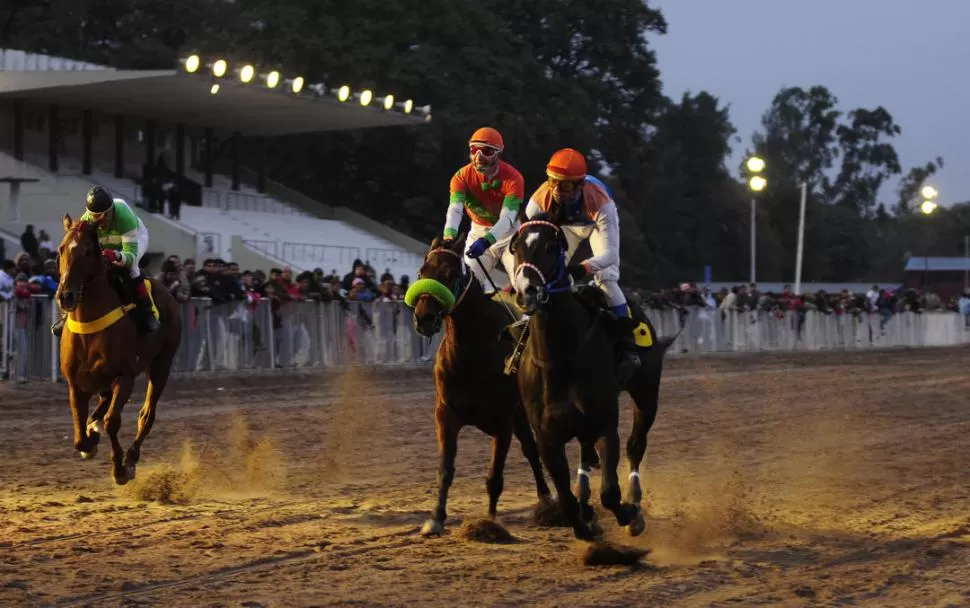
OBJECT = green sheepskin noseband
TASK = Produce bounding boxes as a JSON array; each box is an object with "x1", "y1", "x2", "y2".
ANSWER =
[{"x1": 404, "y1": 278, "x2": 457, "y2": 311}]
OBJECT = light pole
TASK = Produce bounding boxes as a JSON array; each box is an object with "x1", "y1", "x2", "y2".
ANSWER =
[
  {"x1": 746, "y1": 156, "x2": 767, "y2": 284},
  {"x1": 919, "y1": 185, "x2": 939, "y2": 292},
  {"x1": 794, "y1": 181, "x2": 808, "y2": 295}
]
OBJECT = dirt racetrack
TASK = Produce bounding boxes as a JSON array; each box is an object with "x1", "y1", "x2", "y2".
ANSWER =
[{"x1": 2, "y1": 347, "x2": 970, "y2": 607}]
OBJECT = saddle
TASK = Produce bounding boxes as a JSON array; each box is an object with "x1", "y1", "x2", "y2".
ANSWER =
[
  {"x1": 107, "y1": 269, "x2": 160, "y2": 332},
  {"x1": 572, "y1": 285, "x2": 655, "y2": 348}
]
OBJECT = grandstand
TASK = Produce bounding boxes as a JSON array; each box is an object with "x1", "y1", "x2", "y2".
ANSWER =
[{"x1": 0, "y1": 48, "x2": 429, "y2": 280}]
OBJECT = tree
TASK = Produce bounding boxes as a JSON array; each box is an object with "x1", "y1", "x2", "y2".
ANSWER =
[
  {"x1": 827, "y1": 107, "x2": 902, "y2": 218},
  {"x1": 895, "y1": 157, "x2": 945, "y2": 215}
]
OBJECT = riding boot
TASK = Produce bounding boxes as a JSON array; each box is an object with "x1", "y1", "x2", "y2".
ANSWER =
[
  {"x1": 136, "y1": 293, "x2": 160, "y2": 333},
  {"x1": 51, "y1": 308, "x2": 67, "y2": 337},
  {"x1": 610, "y1": 305, "x2": 641, "y2": 383},
  {"x1": 616, "y1": 332, "x2": 641, "y2": 381}
]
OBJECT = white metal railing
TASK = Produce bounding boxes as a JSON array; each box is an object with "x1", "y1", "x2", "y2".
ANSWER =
[
  {"x1": 280, "y1": 242, "x2": 362, "y2": 270},
  {"x1": 4, "y1": 297, "x2": 970, "y2": 383},
  {"x1": 0, "y1": 49, "x2": 111, "y2": 72},
  {"x1": 200, "y1": 189, "x2": 305, "y2": 215},
  {"x1": 363, "y1": 248, "x2": 424, "y2": 275}
]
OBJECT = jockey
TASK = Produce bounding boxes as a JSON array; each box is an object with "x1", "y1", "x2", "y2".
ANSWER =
[
  {"x1": 51, "y1": 186, "x2": 160, "y2": 336},
  {"x1": 524, "y1": 148, "x2": 640, "y2": 376},
  {"x1": 442, "y1": 127, "x2": 524, "y2": 291}
]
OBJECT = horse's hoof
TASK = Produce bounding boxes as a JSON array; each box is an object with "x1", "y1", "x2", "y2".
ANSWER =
[
  {"x1": 574, "y1": 526, "x2": 598, "y2": 542},
  {"x1": 79, "y1": 447, "x2": 97, "y2": 460},
  {"x1": 420, "y1": 520, "x2": 444, "y2": 537},
  {"x1": 113, "y1": 473, "x2": 130, "y2": 486},
  {"x1": 125, "y1": 462, "x2": 137, "y2": 480},
  {"x1": 626, "y1": 510, "x2": 646, "y2": 537}
]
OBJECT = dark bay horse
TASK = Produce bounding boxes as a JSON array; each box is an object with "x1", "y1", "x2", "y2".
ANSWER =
[
  {"x1": 509, "y1": 218, "x2": 674, "y2": 540},
  {"x1": 407, "y1": 233, "x2": 552, "y2": 536},
  {"x1": 56, "y1": 215, "x2": 182, "y2": 485}
]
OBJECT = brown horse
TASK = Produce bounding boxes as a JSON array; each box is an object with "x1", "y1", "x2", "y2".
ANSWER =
[
  {"x1": 56, "y1": 215, "x2": 182, "y2": 485},
  {"x1": 408, "y1": 233, "x2": 552, "y2": 536}
]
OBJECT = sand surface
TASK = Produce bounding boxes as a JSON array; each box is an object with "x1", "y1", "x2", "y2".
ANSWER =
[{"x1": 1, "y1": 348, "x2": 969, "y2": 607}]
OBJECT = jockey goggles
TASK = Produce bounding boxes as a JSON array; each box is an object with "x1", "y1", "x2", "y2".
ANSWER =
[{"x1": 469, "y1": 144, "x2": 500, "y2": 159}]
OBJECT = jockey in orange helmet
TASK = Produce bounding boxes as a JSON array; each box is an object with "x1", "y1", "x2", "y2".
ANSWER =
[
  {"x1": 523, "y1": 148, "x2": 640, "y2": 376},
  {"x1": 442, "y1": 127, "x2": 524, "y2": 290}
]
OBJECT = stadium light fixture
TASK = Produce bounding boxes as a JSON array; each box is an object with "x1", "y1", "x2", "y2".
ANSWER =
[
  {"x1": 921, "y1": 185, "x2": 939, "y2": 200},
  {"x1": 745, "y1": 154, "x2": 767, "y2": 285},
  {"x1": 212, "y1": 59, "x2": 228, "y2": 78},
  {"x1": 920, "y1": 200, "x2": 939, "y2": 215},
  {"x1": 403, "y1": 99, "x2": 414, "y2": 114},
  {"x1": 383, "y1": 94, "x2": 394, "y2": 111},
  {"x1": 746, "y1": 156, "x2": 766, "y2": 173},
  {"x1": 337, "y1": 85, "x2": 351, "y2": 102},
  {"x1": 210, "y1": 84, "x2": 220, "y2": 95},
  {"x1": 184, "y1": 54, "x2": 201, "y2": 73},
  {"x1": 360, "y1": 89, "x2": 373, "y2": 106},
  {"x1": 265, "y1": 71, "x2": 280, "y2": 89},
  {"x1": 240, "y1": 65, "x2": 255, "y2": 83},
  {"x1": 291, "y1": 76, "x2": 305, "y2": 94}
]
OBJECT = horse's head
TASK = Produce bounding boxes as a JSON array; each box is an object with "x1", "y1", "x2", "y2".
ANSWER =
[
  {"x1": 405, "y1": 233, "x2": 469, "y2": 337},
  {"x1": 55, "y1": 214, "x2": 102, "y2": 311},
  {"x1": 510, "y1": 216, "x2": 569, "y2": 314}
]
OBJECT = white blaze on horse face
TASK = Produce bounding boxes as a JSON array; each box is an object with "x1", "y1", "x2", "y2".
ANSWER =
[
  {"x1": 514, "y1": 268, "x2": 533, "y2": 295},
  {"x1": 68, "y1": 240, "x2": 78, "y2": 252},
  {"x1": 524, "y1": 231, "x2": 539, "y2": 249}
]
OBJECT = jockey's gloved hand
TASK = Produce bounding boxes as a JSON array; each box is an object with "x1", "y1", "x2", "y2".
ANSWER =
[
  {"x1": 101, "y1": 249, "x2": 121, "y2": 264},
  {"x1": 566, "y1": 264, "x2": 588, "y2": 282},
  {"x1": 467, "y1": 237, "x2": 491, "y2": 259}
]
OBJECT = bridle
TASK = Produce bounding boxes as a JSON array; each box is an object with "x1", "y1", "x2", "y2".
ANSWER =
[
  {"x1": 513, "y1": 220, "x2": 571, "y2": 304},
  {"x1": 420, "y1": 246, "x2": 474, "y2": 312}
]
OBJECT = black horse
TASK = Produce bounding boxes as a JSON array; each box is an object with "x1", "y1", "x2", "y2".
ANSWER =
[
  {"x1": 408, "y1": 234, "x2": 553, "y2": 536},
  {"x1": 508, "y1": 218, "x2": 675, "y2": 540}
]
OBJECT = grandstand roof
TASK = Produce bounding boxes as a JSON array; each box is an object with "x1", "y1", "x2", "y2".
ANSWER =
[
  {"x1": 0, "y1": 70, "x2": 426, "y2": 136},
  {"x1": 904, "y1": 257, "x2": 970, "y2": 272}
]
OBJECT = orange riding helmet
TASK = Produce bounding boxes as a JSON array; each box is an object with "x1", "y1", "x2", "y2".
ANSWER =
[
  {"x1": 469, "y1": 127, "x2": 504, "y2": 151},
  {"x1": 546, "y1": 148, "x2": 587, "y2": 181}
]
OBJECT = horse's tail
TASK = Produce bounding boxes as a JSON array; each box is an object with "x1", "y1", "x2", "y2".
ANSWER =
[
  {"x1": 655, "y1": 334, "x2": 678, "y2": 356},
  {"x1": 642, "y1": 312, "x2": 681, "y2": 357}
]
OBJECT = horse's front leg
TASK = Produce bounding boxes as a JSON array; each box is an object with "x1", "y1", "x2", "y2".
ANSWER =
[
  {"x1": 486, "y1": 426, "x2": 513, "y2": 519},
  {"x1": 575, "y1": 439, "x2": 598, "y2": 525},
  {"x1": 599, "y1": 426, "x2": 641, "y2": 530},
  {"x1": 421, "y1": 404, "x2": 460, "y2": 537},
  {"x1": 511, "y1": 405, "x2": 552, "y2": 502},
  {"x1": 541, "y1": 439, "x2": 595, "y2": 541},
  {"x1": 82, "y1": 390, "x2": 112, "y2": 458},
  {"x1": 104, "y1": 376, "x2": 135, "y2": 485},
  {"x1": 68, "y1": 383, "x2": 96, "y2": 458}
]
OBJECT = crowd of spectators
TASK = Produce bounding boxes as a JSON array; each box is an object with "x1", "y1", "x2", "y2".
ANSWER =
[
  {"x1": 633, "y1": 282, "x2": 968, "y2": 317},
  {"x1": 3, "y1": 223, "x2": 968, "y2": 322},
  {"x1": 154, "y1": 255, "x2": 411, "y2": 307}
]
